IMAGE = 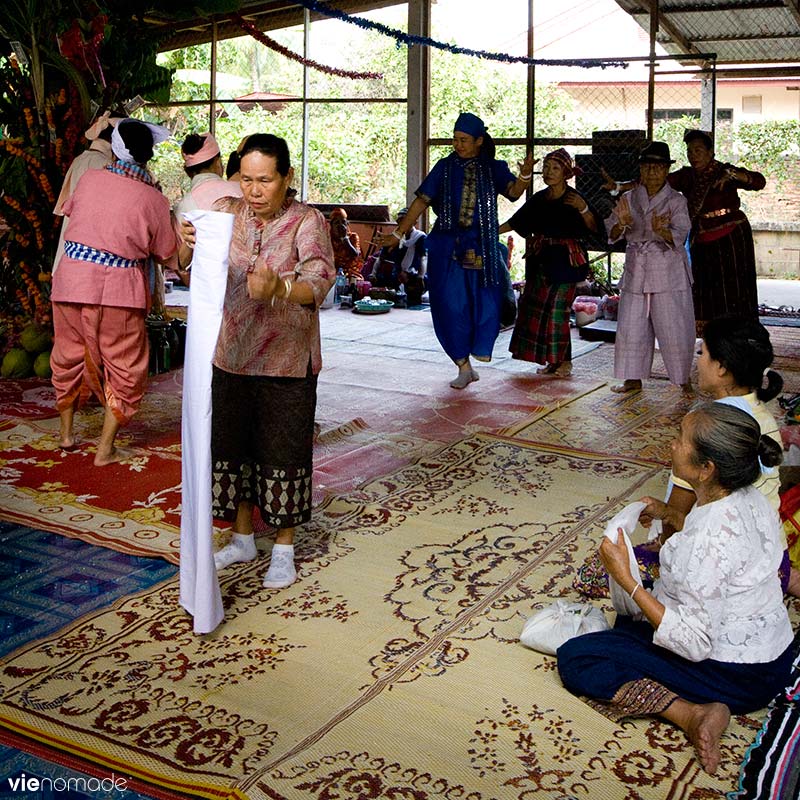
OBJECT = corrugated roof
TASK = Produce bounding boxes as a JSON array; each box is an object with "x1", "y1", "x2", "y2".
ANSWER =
[
  {"x1": 612, "y1": 0, "x2": 800, "y2": 65},
  {"x1": 148, "y1": 1, "x2": 402, "y2": 52}
]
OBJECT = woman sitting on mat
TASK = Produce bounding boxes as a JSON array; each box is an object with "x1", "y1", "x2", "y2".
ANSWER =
[
  {"x1": 378, "y1": 112, "x2": 535, "y2": 389},
  {"x1": 664, "y1": 315, "x2": 800, "y2": 594},
  {"x1": 179, "y1": 133, "x2": 334, "y2": 590},
  {"x1": 499, "y1": 148, "x2": 597, "y2": 377},
  {"x1": 558, "y1": 402, "x2": 791, "y2": 776},
  {"x1": 574, "y1": 315, "x2": 790, "y2": 598}
]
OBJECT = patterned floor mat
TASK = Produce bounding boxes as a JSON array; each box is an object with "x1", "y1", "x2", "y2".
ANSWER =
[{"x1": 1, "y1": 434, "x2": 786, "y2": 799}]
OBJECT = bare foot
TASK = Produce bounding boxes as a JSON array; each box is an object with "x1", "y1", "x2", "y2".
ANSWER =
[
  {"x1": 59, "y1": 437, "x2": 79, "y2": 452},
  {"x1": 470, "y1": 368, "x2": 480, "y2": 382},
  {"x1": 94, "y1": 446, "x2": 132, "y2": 466},
  {"x1": 610, "y1": 379, "x2": 642, "y2": 394},
  {"x1": 537, "y1": 364, "x2": 559, "y2": 375},
  {"x1": 685, "y1": 702, "x2": 730, "y2": 774},
  {"x1": 787, "y1": 566, "x2": 800, "y2": 598},
  {"x1": 554, "y1": 362, "x2": 573, "y2": 378},
  {"x1": 450, "y1": 369, "x2": 477, "y2": 390}
]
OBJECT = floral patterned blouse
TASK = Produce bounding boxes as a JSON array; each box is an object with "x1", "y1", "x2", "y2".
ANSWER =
[
  {"x1": 212, "y1": 197, "x2": 335, "y2": 378},
  {"x1": 652, "y1": 485, "x2": 792, "y2": 664}
]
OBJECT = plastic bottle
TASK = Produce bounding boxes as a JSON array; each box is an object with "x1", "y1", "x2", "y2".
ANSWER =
[{"x1": 334, "y1": 268, "x2": 346, "y2": 304}]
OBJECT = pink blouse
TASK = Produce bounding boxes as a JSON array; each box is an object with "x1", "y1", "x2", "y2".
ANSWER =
[
  {"x1": 212, "y1": 197, "x2": 335, "y2": 378},
  {"x1": 52, "y1": 169, "x2": 178, "y2": 310}
]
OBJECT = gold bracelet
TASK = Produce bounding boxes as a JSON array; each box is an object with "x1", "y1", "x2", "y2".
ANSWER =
[{"x1": 283, "y1": 277, "x2": 292, "y2": 299}]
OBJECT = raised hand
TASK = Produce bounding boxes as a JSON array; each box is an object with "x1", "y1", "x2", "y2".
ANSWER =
[
  {"x1": 614, "y1": 196, "x2": 634, "y2": 228},
  {"x1": 517, "y1": 152, "x2": 538, "y2": 177},
  {"x1": 600, "y1": 166, "x2": 617, "y2": 192},
  {"x1": 651, "y1": 211, "x2": 672, "y2": 240}
]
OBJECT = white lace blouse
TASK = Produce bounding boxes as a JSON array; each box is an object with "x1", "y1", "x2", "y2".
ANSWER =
[{"x1": 652, "y1": 485, "x2": 793, "y2": 664}]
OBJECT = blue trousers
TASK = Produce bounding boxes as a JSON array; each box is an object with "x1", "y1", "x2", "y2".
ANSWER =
[
  {"x1": 426, "y1": 234, "x2": 502, "y2": 363},
  {"x1": 557, "y1": 616, "x2": 793, "y2": 715}
]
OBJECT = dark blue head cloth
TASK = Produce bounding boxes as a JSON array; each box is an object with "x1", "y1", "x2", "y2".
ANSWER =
[{"x1": 454, "y1": 112, "x2": 486, "y2": 139}]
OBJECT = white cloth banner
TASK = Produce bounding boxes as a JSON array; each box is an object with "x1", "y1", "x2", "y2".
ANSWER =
[{"x1": 178, "y1": 210, "x2": 233, "y2": 634}]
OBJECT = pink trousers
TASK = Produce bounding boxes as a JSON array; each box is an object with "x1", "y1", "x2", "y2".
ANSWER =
[{"x1": 51, "y1": 302, "x2": 148, "y2": 425}]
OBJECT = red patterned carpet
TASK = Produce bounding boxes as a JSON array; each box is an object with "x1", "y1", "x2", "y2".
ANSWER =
[{"x1": 0, "y1": 336, "x2": 603, "y2": 562}]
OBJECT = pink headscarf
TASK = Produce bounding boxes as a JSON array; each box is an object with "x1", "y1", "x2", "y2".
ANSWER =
[
  {"x1": 182, "y1": 133, "x2": 221, "y2": 167},
  {"x1": 544, "y1": 148, "x2": 582, "y2": 179},
  {"x1": 84, "y1": 111, "x2": 123, "y2": 141}
]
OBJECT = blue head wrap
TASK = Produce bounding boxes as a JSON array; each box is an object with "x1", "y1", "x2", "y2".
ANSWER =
[{"x1": 454, "y1": 112, "x2": 486, "y2": 139}]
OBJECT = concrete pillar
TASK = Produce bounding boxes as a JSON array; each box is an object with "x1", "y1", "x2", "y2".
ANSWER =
[
  {"x1": 406, "y1": 0, "x2": 431, "y2": 205},
  {"x1": 700, "y1": 74, "x2": 715, "y2": 135}
]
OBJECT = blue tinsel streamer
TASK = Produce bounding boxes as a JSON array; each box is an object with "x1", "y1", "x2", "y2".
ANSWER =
[{"x1": 295, "y1": 0, "x2": 629, "y2": 69}]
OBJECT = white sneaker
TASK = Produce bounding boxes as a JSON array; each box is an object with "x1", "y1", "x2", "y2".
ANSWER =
[
  {"x1": 213, "y1": 533, "x2": 257, "y2": 570},
  {"x1": 263, "y1": 544, "x2": 296, "y2": 589}
]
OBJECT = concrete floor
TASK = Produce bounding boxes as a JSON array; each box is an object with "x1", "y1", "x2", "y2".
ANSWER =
[{"x1": 758, "y1": 278, "x2": 800, "y2": 309}]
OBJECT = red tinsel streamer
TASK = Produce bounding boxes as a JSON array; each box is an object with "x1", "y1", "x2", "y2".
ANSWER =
[{"x1": 232, "y1": 14, "x2": 383, "y2": 81}]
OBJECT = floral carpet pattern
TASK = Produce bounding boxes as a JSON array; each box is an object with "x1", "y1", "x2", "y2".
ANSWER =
[
  {"x1": 0, "y1": 434, "x2": 783, "y2": 799},
  {"x1": 509, "y1": 380, "x2": 698, "y2": 464},
  {"x1": 0, "y1": 357, "x2": 603, "y2": 563}
]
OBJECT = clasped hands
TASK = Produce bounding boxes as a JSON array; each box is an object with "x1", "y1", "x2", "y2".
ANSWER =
[
  {"x1": 246, "y1": 266, "x2": 290, "y2": 302},
  {"x1": 179, "y1": 218, "x2": 287, "y2": 302}
]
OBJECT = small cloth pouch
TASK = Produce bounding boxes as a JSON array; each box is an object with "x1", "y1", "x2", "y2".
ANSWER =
[{"x1": 520, "y1": 599, "x2": 610, "y2": 655}]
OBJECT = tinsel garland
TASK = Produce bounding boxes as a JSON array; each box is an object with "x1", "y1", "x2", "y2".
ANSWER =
[
  {"x1": 295, "y1": 0, "x2": 628, "y2": 69},
  {"x1": 233, "y1": 14, "x2": 383, "y2": 79}
]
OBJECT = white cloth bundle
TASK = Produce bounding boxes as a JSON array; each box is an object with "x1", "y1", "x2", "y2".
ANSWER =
[
  {"x1": 604, "y1": 501, "x2": 647, "y2": 617},
  {"x1": 178, "y1": 210, "x2": 234, "y2": 635},
  {"x1": 520, "y1": 600, "x2": 610, "y2": 655}
]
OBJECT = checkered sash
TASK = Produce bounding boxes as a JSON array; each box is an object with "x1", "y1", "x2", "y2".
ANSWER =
[{"x1": 64, "y1": 241, "x2": 146, "y2": 269}]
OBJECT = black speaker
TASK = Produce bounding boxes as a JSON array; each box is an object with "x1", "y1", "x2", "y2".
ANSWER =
[{"x1": 592, "y1": 129, "x2": 647, "y2": 155}]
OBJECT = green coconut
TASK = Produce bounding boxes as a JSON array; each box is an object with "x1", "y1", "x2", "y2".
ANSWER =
[
  {"x1": 1, "y1": 347, "x2": 34, "y2": 378},
  {"x1": 33, "y1": 350, "x2": 52, "y2": 379},
  {"x1": 19, "y1": 323, "x2": 52, "y2": 354}
]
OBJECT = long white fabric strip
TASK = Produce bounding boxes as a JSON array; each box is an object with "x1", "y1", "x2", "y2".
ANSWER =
[{"x1": 178, "y1": 210, "x2": 234, "y2": 634}]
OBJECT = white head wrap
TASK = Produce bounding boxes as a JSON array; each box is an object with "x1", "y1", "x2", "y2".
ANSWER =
[{"x1": 111, "y1": 119, "x2": 171, "y2": 163}]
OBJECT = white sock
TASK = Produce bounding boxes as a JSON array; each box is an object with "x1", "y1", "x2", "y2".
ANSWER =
[
  {"x1": 450, "y1": 369, "x2": 476, "y2": 389},
  {"x1": 263, "y1": 543, "x2": 297, "y2": 589},
  {"x1": 213, "y1": 533, "x2": 257, "y2": 570}
]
